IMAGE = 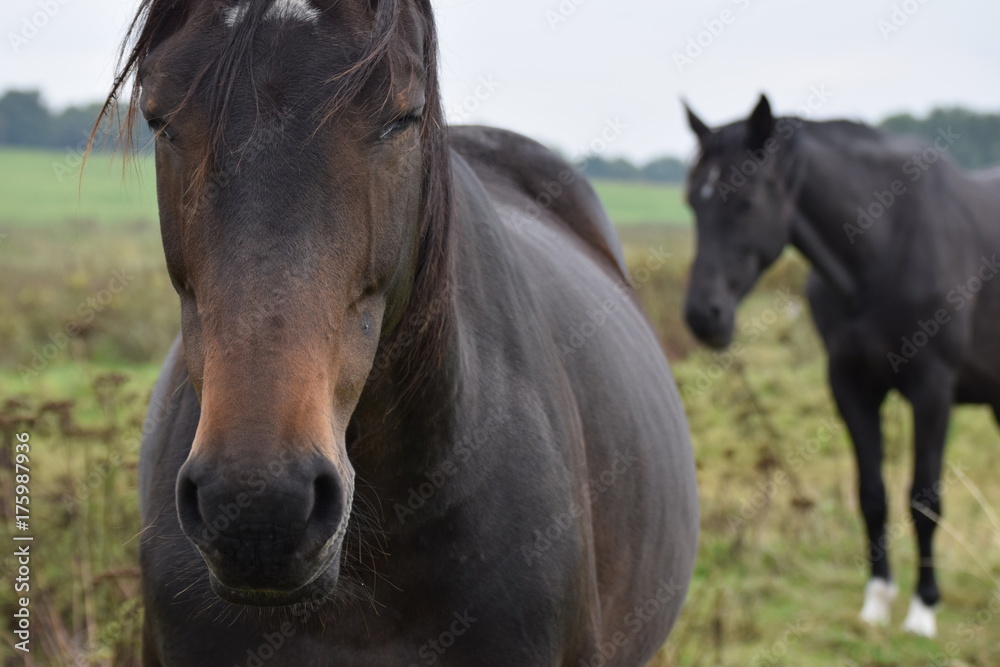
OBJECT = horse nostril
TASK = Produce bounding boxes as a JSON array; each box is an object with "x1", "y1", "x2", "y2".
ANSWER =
[
  {"x1": 707, "y1": 304, "x2": 721, "y2": 321},
  {"x1": 176, "y1": 472, "x2": 204, "y2": 536},
  {"x1": 311, "y1": 471, "x2": 344, "y2": 531}
]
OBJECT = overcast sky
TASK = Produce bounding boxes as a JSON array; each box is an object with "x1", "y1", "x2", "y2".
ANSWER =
[{"x1": 3, "y1": 0, "x2": 999, "y2": 163}]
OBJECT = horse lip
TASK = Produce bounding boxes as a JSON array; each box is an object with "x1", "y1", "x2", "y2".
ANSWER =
[
  {"x1": 688, "y1": 323, "x2": 732, "y2": 350},
  {"x1": 701, "y1": 332, "x2": 732, "y2": 350},
  {"x1": 202, "y1": 516, "x2": 351, "y2": 607},
  {"x1": 207, "y1": 548, "x2": 343, "y2": 607}
]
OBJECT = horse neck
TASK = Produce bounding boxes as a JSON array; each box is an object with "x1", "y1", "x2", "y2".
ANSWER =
[{"x1": 789, "y1": 127, "x2": 890, "y2": 301}]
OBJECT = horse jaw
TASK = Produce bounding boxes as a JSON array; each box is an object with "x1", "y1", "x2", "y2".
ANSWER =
[{"x1": 859, "y1": 577, "x2": 897, "y2": 626}]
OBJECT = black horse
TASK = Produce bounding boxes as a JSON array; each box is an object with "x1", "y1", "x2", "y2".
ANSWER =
[
  {"x1": 98, "y1": 0, "x2": 699, "y2": 664},
  {"x1": 683, "y1": 95, "x2": 1000, "y2": 637}
]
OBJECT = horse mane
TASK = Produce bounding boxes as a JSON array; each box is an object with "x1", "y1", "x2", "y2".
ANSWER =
[
  {"x1": 800, "y1": 118, "x2": 915, "y2": 158},
  {"x1": 802, "y1": 119, "x2": 885, "y2": 141},
  {"x1": 92, "y1": 0, "x2": 455, "y2": 412}
]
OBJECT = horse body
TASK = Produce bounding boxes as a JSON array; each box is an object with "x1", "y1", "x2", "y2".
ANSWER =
[
  {"x1": 684, "y1": 96, "x2": 1000, "y2": 637},
  {"x1": 137, "y1": 122, "x2": 697, "y2": 665},
  {"x1": 796, "y1": 122, "x2": 1000, "y2": 397}
]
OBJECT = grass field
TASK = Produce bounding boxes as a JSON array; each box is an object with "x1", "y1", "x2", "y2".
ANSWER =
[
  {"x1": 0, "y1": 148, "x2": 689, "y2": 229},
  {"x1": 1, "y1": 147, "x2": 999, "y2": 665},
  {"x1": 591, "y1": 180, "x2": 691, "y2": 226},
  {"x1": 0, "y1": 149, "x2": 158, "y2": 227}
]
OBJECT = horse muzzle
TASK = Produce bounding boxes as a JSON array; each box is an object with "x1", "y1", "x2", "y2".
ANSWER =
[
  {"x1": 684, "y1": 298, "x2": 735, "y2": 349},
  {"x1": 175, "y1": 451, "x2": 353, "y2": 606}
]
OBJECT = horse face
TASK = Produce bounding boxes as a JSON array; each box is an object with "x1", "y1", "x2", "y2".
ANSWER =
[
  {"x1": 682, "y1": 96, "x2": 799, "y2": 348},
  {"x1": 138, "y1": 0, "x2": 431, "y2": 605}
]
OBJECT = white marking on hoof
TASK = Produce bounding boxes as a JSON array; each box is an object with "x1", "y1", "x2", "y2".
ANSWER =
[
  {"x1": 859, "y1": 577, "x2": 897, "y2": 626},
  {"x1": 224, "y1": 0, "x2": 320, "y2": 27},
  {"x1": 901, "y1": 596, "x2": 937, "y2": 638}
]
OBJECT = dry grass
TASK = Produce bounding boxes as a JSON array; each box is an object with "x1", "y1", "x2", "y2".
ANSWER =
[{"x1": 0, "y1": 223, "x2": 998, "y2": 665}]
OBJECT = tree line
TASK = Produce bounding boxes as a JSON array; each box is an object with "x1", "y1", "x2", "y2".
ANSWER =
[
  {"x1": 880, "y1": 108, "x2": 1000, "y2": 171},
  {"x1": 0, "y1": 90, "x2": 148, "y2": 153},
  {"x1": 2, "y1": 89, "x2": 999, "y2": 181}
]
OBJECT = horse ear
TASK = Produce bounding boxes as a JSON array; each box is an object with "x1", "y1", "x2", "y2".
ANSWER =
[
  {"x1": 683, "y1": 101, "x2": 712, "y2": 143},
  {"x1": 747, "y1": 94, "x2": 774, "y2": 148}
]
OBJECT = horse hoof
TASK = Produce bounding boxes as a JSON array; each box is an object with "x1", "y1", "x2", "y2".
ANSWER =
[
  {"x1": 901, "y1": 597, "x2": 937, "y2": 637},
  {"x1": 859, "y1": 577, "x2": 897, "y2": 626}
]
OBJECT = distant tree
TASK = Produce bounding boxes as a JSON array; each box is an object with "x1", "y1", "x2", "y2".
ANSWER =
[
  {"x1": 641, "y1": 156, "x2": 686, "y2": 183},
  {"x1": 5, "y1": 86, "x2": 1000, "y2": 172},
  {"x1": 576, "y1": 155, "x2": 689, "y2": 183},
  {"x1": 0, "y1": 89, "x2": 149, "y2": 151},
  {"x1": 577, "y1": 156, "x2": 643, "y2": 181},
  {"x1": 880, "y1": 107, "x2": 1000, "y2": 170},
  {"x1": 0, "y1": 90, "x2": 50, "y2": 146},
  {"x1": 880, "y1": 112, "x2": 920, "y2": 137},
  {"x1": 50, "y1": 102, "x2": 105, "y2": 150}
]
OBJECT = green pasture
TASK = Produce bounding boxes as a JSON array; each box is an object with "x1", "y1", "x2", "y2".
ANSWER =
[
  {"x1": 0, "y1": 147, "x2": 688, "y2": 229},
  {"x1": 0, "y1": 149, "x2": 158, "y2": 227},
  {"x1": 1, "y1": 147, "x2": 998, "y2": 665}
]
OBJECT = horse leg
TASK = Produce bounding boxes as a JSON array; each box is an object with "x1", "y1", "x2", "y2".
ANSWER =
[
  {"x1": 829, "y1": 358, "x2": 894, "y2": 625},
  {"x1": 900, "y1": 368, "x2": 954, "y2": 638}
]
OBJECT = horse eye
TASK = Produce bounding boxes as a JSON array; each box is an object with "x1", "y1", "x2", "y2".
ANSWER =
[
  {"x1": 378, "y1": 114, "x2": 421, "y2": 141},
  {"x1": 147, "y1": 117, "x2": 178, "y2": 142}
]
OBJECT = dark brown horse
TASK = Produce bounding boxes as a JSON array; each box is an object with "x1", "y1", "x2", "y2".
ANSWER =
[
  {"x1": 99, "y1": 0, "x2": 698, "y2": 664},
  {"x1": 683, "y1": 95, "x2": 1000, "y2": 638}
]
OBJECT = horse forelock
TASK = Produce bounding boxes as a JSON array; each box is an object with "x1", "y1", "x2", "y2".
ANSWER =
[
  {"x1": 95, "y1": 0, "x2": 456, "y2": 414},
  {"x1": 693, "y1": 117, "x2": 806, "y2": 194}
]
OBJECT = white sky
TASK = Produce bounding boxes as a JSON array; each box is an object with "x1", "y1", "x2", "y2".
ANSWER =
[{"x1": 2, "y1": 0, "x2": 999, "y2": 163}]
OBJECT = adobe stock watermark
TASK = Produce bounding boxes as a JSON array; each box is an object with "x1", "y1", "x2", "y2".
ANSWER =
[
  {"x1": 183, "y1": 111, "x2": 291, "y2": 219},
  {"x1": 445, "y1": 76, "x2": 500, "y2": 124},
  {"x1": 51, "y1": 128, "x2": 114, "y2": 183},
  {"x1": 673, "y1": 0, "x2": 756, "y2": 73},
  {"x1": 559, "y1": 245, "x2": 673, "y2": 359},
  {"x1": 508, "y1": 116, "x2": 628, "y2": 239},
  {"x1": 749, "y1": 620, "x2": 813, "y2": 667},
  {"x1": 877, "y1": 0, "x2": 932, "y2": 40},
  {"x1": 709, "y1": 87, "x2": 834, "y2": 202},
  {"x1": 188, "y1": 446, "x2": 338, "y2": 553},
  {"x1": 8, "y1": 0, "x2": 74, "y2": 53},
  {"x1": 545, "y1": 0, "x2": 590, "y2": 31},
  {"x1": 681, "y1": 288, "x2": 798, "y2": 399},
  {"x1": 407, "y1": 611, "x2": 477, "y2": 667},
  {"x1": 886, "y1": 254, "x2": 999, "y2": 372},
  {"x1": 394, "y1": 406, "x2": 507, "y2": 524},
  {"x1": 925, "y1": 588, "x2": 1000, "y2": 667},
  {"x1": 578, "y1": 578, "x2": 686, "y2": 667},
  {"x1": 843, "y1": 127, "x2": 961, "y2": 244},
  {"x1": 850, "y1": 461, "x2": 967, "y2": 573},
  {"x1": 726, "y1": 418, "x2": 842, "y2": 532},
  {"x1": 238, "y1": 622, "x2": 297, "y2": 667},
  {"x1": 572, "y1": 117, "x2": 629, "y2": 167},
  {"x1": 521, "y1": 450, "x2": 639, "y2": 566},
  {"x1": 235, "y1": 587, "x2": 334, "y2": 666},
  {"x1": 69, "y1": 388, "x2": 177, "y2": 508},
  {"x1": 17, "y1": 268, "x2": 135, "y2": 383}
]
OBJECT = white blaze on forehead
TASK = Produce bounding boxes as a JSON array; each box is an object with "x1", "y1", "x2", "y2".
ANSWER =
[
  {"x1": 699, "y1": 165, "x2": 721, "y2": 200},
  {"x1": 224, "y1": 0, "x2": 321, "y2": 27}
]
